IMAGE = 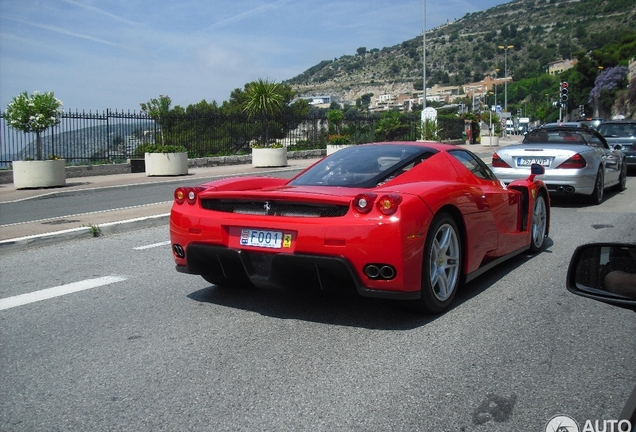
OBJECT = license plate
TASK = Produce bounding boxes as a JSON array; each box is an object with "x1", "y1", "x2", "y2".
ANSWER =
[
  {"x1": 517, "y1": 157, "x2": 552, "y2": 167},
  {"x1": 240, "y1": 228, "x2": 284, "y2": 249}
]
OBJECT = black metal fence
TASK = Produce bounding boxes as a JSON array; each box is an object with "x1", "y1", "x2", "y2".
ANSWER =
[{"x1": 0, "y1": 110, "x2": 465, "y2": 166}]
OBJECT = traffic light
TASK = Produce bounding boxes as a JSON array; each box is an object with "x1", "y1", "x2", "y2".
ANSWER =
[
  {"x1": 560, "y1": 82, "x2": 569, "y2": 102},
  {"x1": 579, "y1": 104, "x2": 585, "y2": 117}
]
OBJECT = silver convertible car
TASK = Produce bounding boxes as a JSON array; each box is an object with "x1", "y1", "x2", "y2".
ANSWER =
[{"x1": 492, "y1": 124, "x2": 627, "y2": 205}]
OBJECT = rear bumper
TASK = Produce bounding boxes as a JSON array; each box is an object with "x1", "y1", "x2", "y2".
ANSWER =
[
  {"x1": 495, "y1": 169, "x2": 596, "y2": 195},
  {"x1": 176, "y1": 243, "x2": 421, "y2": 300}
]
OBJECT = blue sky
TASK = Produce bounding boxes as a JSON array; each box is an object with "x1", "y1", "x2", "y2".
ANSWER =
[{"x1": 0, "y1": 0, "x2": 511, "y2": 111}]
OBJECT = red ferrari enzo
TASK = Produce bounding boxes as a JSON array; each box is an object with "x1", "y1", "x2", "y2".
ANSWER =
[{"x1": 170, "y1": 142, "x2": 550, "y2": 313}]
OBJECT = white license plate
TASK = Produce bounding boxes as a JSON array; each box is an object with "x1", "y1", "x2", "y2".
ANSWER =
[
  {"x1": 240, "y1": 228, "x2": 283, "y2": 249},
  {"x1": 517, "y1": 157, "x2": 551, "y2": 167}
]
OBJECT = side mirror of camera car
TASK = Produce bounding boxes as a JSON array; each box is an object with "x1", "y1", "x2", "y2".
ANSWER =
[
  {"x1": 567, "y1": 243, "x2": 636, "y2": 425},
  {"x1": 566, "y1": 242, "x2": 636, "y2": 312}
]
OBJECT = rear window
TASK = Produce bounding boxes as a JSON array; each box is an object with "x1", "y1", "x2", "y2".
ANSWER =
[
  {"x1": 523, "y1": 130, "x2": 586, "y2": 145},
  {"x1": 289, "y1": 144, "x2": 437, "y2": 187},
  {"x1": 597, "y1": 124, "x2": 636, "y2": 137}
]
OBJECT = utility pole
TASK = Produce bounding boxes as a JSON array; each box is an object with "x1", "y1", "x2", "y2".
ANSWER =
[{"x1": 498, "y1": 45, "x2": 514, "y2": 112}]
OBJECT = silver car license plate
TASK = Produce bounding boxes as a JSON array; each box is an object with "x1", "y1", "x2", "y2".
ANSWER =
[{"x1": 517, "y1": 157, "x2": 552, "y2": 167}]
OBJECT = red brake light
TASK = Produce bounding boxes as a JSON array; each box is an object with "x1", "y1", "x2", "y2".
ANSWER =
[
  {"x1": 557, "y1": 153, "x2": 587, "y2": 169},
  {"x1": 353, "y1": 193, "x2": 376, "y2": 214},
  {"x1": 492, "y1": 153, "x2": 511, "y2": 168},
  {"x1": 376, "y1": 194, "x2": 402, "y2": 216}
]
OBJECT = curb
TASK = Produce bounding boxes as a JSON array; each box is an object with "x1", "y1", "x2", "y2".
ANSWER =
[{"x1": 0, "y1": 214, "x2": 169, "y2": 254}]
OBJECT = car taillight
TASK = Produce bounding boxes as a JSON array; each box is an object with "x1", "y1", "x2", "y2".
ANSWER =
[
  {"x1": 376, "y1": 194, "x2": 402, "y2": 216},
  {"x1": 174, "y1": 187, "x2": 203, "y2": 205},
  {"x1": 353, "y1": 193, "x2": 377, "y2": 214},
  {"x1": 557, "y1": 154, "x2": 586, "y2": 169},
  {"x1": 492, "y1": 153, "x2": 511, "y2": 168}
]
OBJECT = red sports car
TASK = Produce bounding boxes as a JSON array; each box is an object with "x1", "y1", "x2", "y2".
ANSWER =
[{"x1": 170, "y1": 142, "x2": 550, "y2": 313}]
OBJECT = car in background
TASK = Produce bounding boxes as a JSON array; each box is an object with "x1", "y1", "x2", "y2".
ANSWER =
[
  {"x1": 578, "y1": 117, "x2": 603, "y2": 130},
  {"x1": 597, "y1": 120, "x2": 636, "y2": 169},
  {"x1": 492, "y1": 123, "x2": 627, "y2": 205},
  {"x1": 170, "y1": 142, "x2": 550, "y2": 314}
]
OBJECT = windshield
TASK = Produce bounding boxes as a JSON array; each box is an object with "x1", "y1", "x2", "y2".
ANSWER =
[
  {"x1": 289, "y1": 144, "x2": 437, "y2": 188},
  {"x1": 597, "y1": 123, "x2": 636, "y2": 137}
]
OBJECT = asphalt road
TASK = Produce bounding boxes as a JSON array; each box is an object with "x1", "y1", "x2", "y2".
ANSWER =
[{"x1": 1, "y1": 179, "x2": 635, "y2": 431}]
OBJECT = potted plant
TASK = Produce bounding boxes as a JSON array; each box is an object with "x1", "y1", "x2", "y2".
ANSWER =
[
  {"x1": 243, "y1": 79, "x2": 288, "y2": 167},
  {"x1": 5, "y1": 91, "x2": 66, "y2": 189},
  {"x1": 143, "y1": 144, "x2": 189, "y2": 176}
]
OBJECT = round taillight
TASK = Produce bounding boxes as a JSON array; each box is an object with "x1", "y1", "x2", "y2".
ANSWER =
[
  {"x1": 187, "y1": 189, "x2": 198, "y2": 205},
  {"x1": 174, "y1": 188, "x2": 186, "y2": 205},
  {"x1": 376, "y1": 194, "x2": 402, "y2": 216},
  {"x1": 174, "y1": 187, "x2": 202, "y2": 205},
  {"x1": 353, "y1": 193, "x2": 376, "y2": 214}
]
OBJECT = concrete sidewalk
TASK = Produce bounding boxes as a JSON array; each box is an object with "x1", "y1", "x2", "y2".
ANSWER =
[{"x1": 0, "y1": 137, "x2": 521, "y2": 253}]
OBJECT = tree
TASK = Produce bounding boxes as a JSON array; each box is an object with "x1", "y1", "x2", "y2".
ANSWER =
[
  {"x1": 243, "y1": 78, "x2": 285, "y2": 146},
  {"x1": 140, "y1": 95, "x2": 172, "y2": 146},
  {"x1": 589, "y1": 66, "x2": 628, "y2": 118},
  {"x1": 327, "y1": 109, "x2": 345, "y2": 135},
  {"x1": 375, "y1": 111, "x2": 409, "y2": 141},
  {"x1": 5, "y1": 91, "x2": 63, "y2": 160}
]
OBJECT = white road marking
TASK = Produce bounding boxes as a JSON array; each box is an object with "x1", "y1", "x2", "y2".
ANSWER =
[
  {"x1": 134, "y1": 240, "x2": 171, "y2": 250},
  {"x1": 0, "y1": 276, "x2": 127, "y2": 311}
]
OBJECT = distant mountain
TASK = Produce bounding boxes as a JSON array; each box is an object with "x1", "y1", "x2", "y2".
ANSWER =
[{"x1": 286, "y1": 0, "x2": 636, "y2": 104}]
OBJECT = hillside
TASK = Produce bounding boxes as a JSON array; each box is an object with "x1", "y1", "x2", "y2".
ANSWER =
[{"x1": 286, "y1": 0, "x2": 636, "y2": 104}]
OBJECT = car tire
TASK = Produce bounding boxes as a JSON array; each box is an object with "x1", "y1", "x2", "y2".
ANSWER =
[
  {"x1": 588, "y1": 168, "x2": 604, "y2": 205},
  {"x1": 612, "y1": 161, "x2": 627, "y2": 192},
  {"x1": 414, "y1": 212, "x2": 462, "y2": 314},
  {"x1": 529, "y1": 194, "x2": 548, "y2": 253}
]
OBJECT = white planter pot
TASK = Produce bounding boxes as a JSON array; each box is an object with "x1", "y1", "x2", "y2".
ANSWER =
[
  {"x1": 326, "y1": 144, "x2": 354, "y2": 155},
  {"x1": 13, "y1": 159, "x2": 66, "y2": 189},
  {"x1": 145, "y1": 152, "x2": 188, "y2": 176},
  {"x1": 251, "y1": 148, "x2": 287, "y2": 167},
  {"x1": 485, "y1": 136, "x2": 500, "y2": 147}
]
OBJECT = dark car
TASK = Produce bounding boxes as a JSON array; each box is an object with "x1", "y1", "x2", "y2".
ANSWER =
[
  {"x1": 597, "y1": 120, "x2": 636, "y2": 170},
  {"x1": 578, "y1": 117, "x2": 603, "y2": 130}
]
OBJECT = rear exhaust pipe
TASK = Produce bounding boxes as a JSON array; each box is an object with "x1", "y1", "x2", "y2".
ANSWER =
[
  {"x1": 565, "y1": 186, "x2": 575, "y2": 193},
  {"x1": 364, "y1": 264, "x2": 397, "y2": 280},
  {"x1": 173, "y1": 244, "x2": 185, "y2": 258},
  {"x1": 364, "y1": 265, "x2": 380, "y2": 279},
  {"x1": 556, "y1": 186, "x2": 564, "y2": 192},
  {"x1": 379, "y1": 265, "x2": 396, "y2": 280}
]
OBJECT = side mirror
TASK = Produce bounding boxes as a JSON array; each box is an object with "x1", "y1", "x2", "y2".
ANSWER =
[{"x1": 566, "y1": 243, "x2": 636, "y2": 312}]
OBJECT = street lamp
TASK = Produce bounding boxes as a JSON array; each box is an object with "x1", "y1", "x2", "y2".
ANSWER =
[
  {"x1": 498, "y1": 45, "x2": 514, "y2": 112},
  {"x1": 422, "y1": 0, "x2": 426, "y2": 110}
]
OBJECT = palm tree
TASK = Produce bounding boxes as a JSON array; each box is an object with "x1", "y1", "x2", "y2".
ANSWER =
[{"x1": 243, "y1": 79, "x2": 284, "y2": 146}]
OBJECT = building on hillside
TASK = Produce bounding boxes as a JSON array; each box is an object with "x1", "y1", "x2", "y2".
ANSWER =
[
  {"x1": 427, "y1": 84, "x2": 462, "y2": 103},
  {"x1": 547, "y1": 59, "x2": 578, "y2": 75},
  {"x1": 300, "y1": 95, "x2": 342, "y2": 108}
]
